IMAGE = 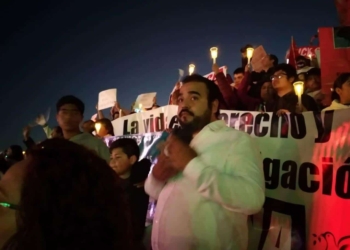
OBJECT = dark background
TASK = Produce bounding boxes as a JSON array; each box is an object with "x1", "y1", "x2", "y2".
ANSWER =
[{"x1": 0, "y1": 0, "x2": 338, "y2": 150}]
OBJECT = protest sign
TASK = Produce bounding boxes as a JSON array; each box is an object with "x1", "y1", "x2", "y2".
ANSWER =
[
  {"x1": 109, "y1": 105, "x2": 350, "y2": 249},
  {"x1": 98, "y1": 88, "x2": 117, "y2": 110}
]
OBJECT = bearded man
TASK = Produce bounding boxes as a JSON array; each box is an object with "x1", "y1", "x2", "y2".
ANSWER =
[{"x1": 145, "y1": 74, "x2": 265, "y2": 250}]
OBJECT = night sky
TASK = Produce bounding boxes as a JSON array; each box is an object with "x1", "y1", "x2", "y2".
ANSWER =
[{"x1": 0, "y1": 0, "x2": 338, "y2": 150}]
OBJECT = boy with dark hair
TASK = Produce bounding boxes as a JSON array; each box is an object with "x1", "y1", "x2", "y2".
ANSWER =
[
  {"x1": 267, "y1": 63, "x2": 319, "y2": 114},
  {"x1": 109, "y1": 138, "x2": 151, "y2": 249},
  {"x1": 56, "y1": 95, "x2": 109, "y2": 161}
]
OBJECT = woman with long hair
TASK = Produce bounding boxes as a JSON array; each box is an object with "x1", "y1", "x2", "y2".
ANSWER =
[{"x1": 0, "y1": 138, "x2": 133, "y2": 250}]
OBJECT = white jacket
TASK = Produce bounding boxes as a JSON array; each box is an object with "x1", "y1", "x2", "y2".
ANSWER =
[
  {"x1": 145, "y1": 120, "x2": 265, "y2": 250},
  {"x1": 323, "y1": 100, "x2": 350, "y2": 111}
]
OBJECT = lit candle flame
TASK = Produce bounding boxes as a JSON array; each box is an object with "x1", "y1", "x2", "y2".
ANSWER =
[
  {"x1": 210, "y1": 47, "x2": 218, "y2": 64},
  {"x1": 189, "y1": 64, "x2": 195, "y2": 75},
  {"x1": 293, "y1": 81, "x2": 304, "y2": 107},
  {"x1": 246, "y1": 48, "x2": 254, "y2": 64},
  {"x1": 95, "y1": 123, "x2": 101, "y2": 134}
]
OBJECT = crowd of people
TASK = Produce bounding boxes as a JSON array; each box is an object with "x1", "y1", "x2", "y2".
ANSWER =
[{"x1": 0, "y1": 43, "x2": 350, "y2": 249}]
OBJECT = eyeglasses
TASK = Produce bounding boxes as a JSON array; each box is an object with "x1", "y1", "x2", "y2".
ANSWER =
[
  {"x1": 0, "y1": 202, "x2": 18, "y2": 210},
  {"x1": 270, "y1": 73, "x2": 286, "y2": 81}
]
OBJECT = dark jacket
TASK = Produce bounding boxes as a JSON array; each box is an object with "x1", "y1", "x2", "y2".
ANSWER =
[
  {"x1": 121, "y1": 158, "x2": 151, "y2": 246},
  {"x1": 216, "y1": 72, "x2": 260, "y2": 111},
  {"x1": 248, "y1": 68, "x2": 274, "y2": 99},
  {"x1": 23, "y1": 137, "x2": 36, "y2": 149},
  {"x1": 266, "y1": 91, "x2": 319, "y2": 113}
]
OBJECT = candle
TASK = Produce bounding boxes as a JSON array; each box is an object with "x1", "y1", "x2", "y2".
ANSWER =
[
  {"x1": 189, "y1": 64, "x2": 195, "y2": 75},
  {"x1": 210, "y1": 47, "x2": 218, "y2": 64},
  {"x1": 95, "y1": 122, "x2": 101, "y2": 134},
  {"x1": 293, "y1": 81, "x2": 304, "y2": 107},
  {"x1": 246, "y1": 48, "x2": 254, "y2": 64},
  {"x1": 139, "y1": 104, "x2": 143, "y2": 113}
]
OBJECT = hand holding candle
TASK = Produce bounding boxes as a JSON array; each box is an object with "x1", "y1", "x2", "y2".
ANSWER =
[
  {"x1": 210, "y1": 47, "x2": 218, "y2": 64},
  {"x1": 189, "y1": 64, "x2": 195, "y2": 75},
  {"x1": 293, "y1": 81, "x2": 304, "y2": 108},
  {"x1": 246, "y1": 47, "x2": 254, "y2": 65}
]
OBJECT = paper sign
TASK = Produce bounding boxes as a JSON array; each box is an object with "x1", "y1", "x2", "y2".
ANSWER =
[
  {"x1": 44, "y1": 107, "x2": 51, "y2": 123},
  {"x1": 203, "y1": 66, "x2": 227, "y2": 81},
  {"x1": 134, "y1": 92, "x2": 157, "y2": 109},
  {"x1": 98, "y1": 89, "x2": 117, "y2": 110},
  {"x1": 178, "y1": 69, "x2": 184, "y2": 81},
  {"x1": 251, "y1": 46, "x2": 267, "y2": 73},
  {"x1": 29, "y1": 107, "x2": 51, "y2": 127}
]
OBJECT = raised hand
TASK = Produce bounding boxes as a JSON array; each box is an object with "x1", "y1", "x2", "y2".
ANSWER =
[
  {"x1": 35, "y1": 114, "x2": 47, "y2": 126},
  {"x1": 23, "y1": 126, "x2": 31, "y2": 140}
]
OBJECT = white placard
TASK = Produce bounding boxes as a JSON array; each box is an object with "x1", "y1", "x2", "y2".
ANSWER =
[
  {"x1": 134, "y1": 92, "x2": 157, "y2": 109},
  {"x1": 98, "y1": 88, "x2": 117, "y2": 110}
]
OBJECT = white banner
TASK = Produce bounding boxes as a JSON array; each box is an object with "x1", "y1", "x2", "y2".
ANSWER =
[{"x1": 111, "y1": 106, "x2": 350, "y2": 249}]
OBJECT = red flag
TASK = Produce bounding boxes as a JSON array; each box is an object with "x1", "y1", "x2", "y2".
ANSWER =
[
  {"x1": 335, "y1": 0, "x2": 350, "y2": 26},
  {"x1": 287, "y1": 37, "x2": 299, "y2": 68}
]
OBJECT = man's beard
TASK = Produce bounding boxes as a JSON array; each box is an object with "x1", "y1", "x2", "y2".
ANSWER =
[{"x1": 176, "y1": 108, "x2": 212, "y2": 140}]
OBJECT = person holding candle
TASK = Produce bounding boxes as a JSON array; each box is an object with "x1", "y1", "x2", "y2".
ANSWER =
[
  {"x1": 95, "y1": 118, "x2": 114, "y2": 138},
  {"x1": 323, "y1": 73, "x2": 350, "y2": 111},
  {"x1": 266, "y1": 63, "x2": 319, "y2": 115},
  {"x1": 214, "y1": 64, "x2": 256, "y2": 110},
  {"x1": 240, "y1": 44, "x2": 254, "y2": 67},
  {"x1": 214, "y1": 62, "x2": 274, "y2": 111}
]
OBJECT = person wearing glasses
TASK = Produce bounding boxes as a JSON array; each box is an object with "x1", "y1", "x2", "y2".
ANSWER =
[
  {"x1": 0, "y1": 138, "x2": 133, "y2": 250},
  {"x1": 266, "y1": 63, "x2": 319, "y2": 116}
]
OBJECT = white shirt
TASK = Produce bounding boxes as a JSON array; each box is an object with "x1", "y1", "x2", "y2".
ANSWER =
[
  {"x1": 145, "y1": 120, "x2": 265, "y2": 250},
  {"x1": 69, "y1": 132, "x2": 110, "y2": 162}
]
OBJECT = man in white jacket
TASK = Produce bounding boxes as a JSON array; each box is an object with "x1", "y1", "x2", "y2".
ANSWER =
[{"x1": 145, "y1": 74, "x2": 265, "y2": 250}]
